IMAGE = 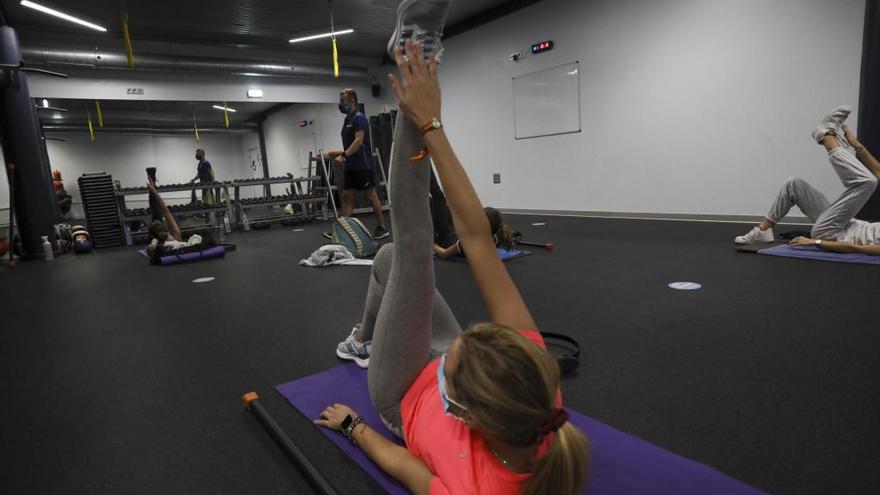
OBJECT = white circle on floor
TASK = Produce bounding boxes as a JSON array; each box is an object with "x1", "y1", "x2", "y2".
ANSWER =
[
  {"x1": 192, "y1": 277, "x2": 215, "y2": 284},
  {"x1": 292, "y1": 228, "x2": 305, "y2": 232},
  {"x1": 668, "y1": 281, "x2": 702, "y2": 290},
  {"x1": 532, "y1": 222, "x2": 547, "y2": 226}
]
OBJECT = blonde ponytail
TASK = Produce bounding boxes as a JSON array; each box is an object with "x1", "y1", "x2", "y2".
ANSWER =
[
  {"x1": 451, "y1": 325, "x2": 590, "y2": 495},
  {"x1": 523, "y1": 423, "x2": 589, "y2": 495},
  {"x1": 497, "y1": 223, "x2": 515, "y2": 251}
]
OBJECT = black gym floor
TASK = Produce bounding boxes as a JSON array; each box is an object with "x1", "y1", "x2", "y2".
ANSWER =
[{"x1": 1, "y1": 215, "x2": 877, "y2": 495}]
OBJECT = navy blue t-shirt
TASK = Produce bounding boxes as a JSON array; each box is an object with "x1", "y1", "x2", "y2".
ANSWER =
[
  {"x1": 197, "y1": 159, "x2": 213, "y2": 183},
  {"x1": 341, "y1": 112, "x2": 373, "y2": 171}
]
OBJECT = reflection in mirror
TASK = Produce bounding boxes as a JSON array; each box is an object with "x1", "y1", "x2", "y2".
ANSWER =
[{"x1": 34, "y1": 98, "x2": 398, "y2": 239}]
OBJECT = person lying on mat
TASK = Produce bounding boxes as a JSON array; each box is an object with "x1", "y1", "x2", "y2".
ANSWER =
[
  {"x1": 433, "y1": 207, "x2": 515, "y2": 259},
  {"x1": 315, "y1": 41, "x2": 589, "y2": 495},
  {"x1": 145, "y1": 181, "x2": 204, "y2": 261},
  {"x1": 735, "y1": 112, "x2": 880, "y2": 256}
]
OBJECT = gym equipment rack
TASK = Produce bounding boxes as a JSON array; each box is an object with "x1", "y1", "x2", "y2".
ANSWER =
[
  {"x1": 115, "y1": 181, "x2": 226, "y2": 241},
  {"x1": 229, "y1": 175, "x2": 328, "y2": 229},
  {"x1": 310, "y1": 149, "x2": 390, "y2": 218}
]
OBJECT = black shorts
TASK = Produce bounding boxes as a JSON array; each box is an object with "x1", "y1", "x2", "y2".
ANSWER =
[{"x1": 343, "y1": 169, "x2": 375, "y2": 191}]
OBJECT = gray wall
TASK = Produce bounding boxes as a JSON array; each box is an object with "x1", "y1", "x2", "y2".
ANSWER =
[{"x1": 439, "y1": 0, "x2": 866, "y2": 217}]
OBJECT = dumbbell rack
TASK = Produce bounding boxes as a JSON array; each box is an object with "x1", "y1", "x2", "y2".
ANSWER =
[
  {"x1": 115, "y1": 182, "x2": 227, "y2": 241},
  {"x1": 310, "y1": 149, "x2": 390, "y2": 217},
  {"x1": 230, "y1": 176, "x2": 328, "y2": 229}
]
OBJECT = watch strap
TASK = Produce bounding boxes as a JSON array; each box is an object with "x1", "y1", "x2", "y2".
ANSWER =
[
  {"x1": 419, "y1": 118, "x2": 442, "y2": 135},
  {"x1": 343, "y1": 415, "x2": 364, "y2": 443}
]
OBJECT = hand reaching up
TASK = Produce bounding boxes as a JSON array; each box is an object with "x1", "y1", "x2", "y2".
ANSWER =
[{"x1": 387, "y1": 39, "x2": 442, "y2": 128}]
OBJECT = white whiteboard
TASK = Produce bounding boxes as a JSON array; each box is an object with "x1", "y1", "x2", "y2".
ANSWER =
[{"x1": 513, "y1": 61, "x2": 581, "y2": 140}]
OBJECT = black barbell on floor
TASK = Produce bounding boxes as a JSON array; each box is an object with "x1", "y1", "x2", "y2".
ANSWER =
[{"x1": 241, "y1": 392, "x2": 338, "y2": 495}]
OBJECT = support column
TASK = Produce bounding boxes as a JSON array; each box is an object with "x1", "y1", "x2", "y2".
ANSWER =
[
  {"x1": 257, "y1": 119, "x2": 271, "y2": 196},
  {"x1": 857, "y1": 0, "x2": 880, "y2": 221}
]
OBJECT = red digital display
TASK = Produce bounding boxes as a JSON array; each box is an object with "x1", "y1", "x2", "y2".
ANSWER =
[{"x1": 531, "y1": 40, "x2": 554, "y2": 54}]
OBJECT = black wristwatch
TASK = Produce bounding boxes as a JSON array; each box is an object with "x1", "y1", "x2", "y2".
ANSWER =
[{"x1": 341, "y1": 414, "x2": 364, "y2": 444}]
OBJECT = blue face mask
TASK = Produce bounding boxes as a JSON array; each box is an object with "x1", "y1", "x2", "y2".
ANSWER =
[
  {"x1": 437, "y1": 354, "x2": 468, "y2": 419},
  {"x1": 338, "y1": 101, "x2": 352, "y2": 114}
]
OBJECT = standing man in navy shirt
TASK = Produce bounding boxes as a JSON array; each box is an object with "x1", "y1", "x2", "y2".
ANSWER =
[
  {"x1": 190, "y1": 148, "x2": 216, "y2": 204},
  {"x1": 334, "y1": 89, "x2": 389, "y2": 239}
]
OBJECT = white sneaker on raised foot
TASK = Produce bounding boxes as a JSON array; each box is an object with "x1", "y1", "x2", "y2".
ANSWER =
[
  {"x1": 387, "y1": 0, "x2": 452, "y2": 63},
  {"x1": 812, "y1": 105, "x2": 852, "y2": 143},
  {"x1": 734, "y1": 226, "x2": 775, "y2": 245},
  {"x1": 336, "y1": 324, "x2": 371, "y2": 368}
]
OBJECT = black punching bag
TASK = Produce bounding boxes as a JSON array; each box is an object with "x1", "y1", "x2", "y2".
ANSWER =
[{"x1": 0, "y1": 26, "x2": 57, "y2": 258}]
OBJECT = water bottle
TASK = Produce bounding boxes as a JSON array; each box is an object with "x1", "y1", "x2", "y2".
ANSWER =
[
  {"x1": 124, "y1": 225, "x2": 133, "y2": 246},
  {"x1": 42, "y1": 235, "x2": 54, "y2": 261},
  {"x1": 241, "y1": 211, "x2": 251, "y2": 231},
  {"x1": 223, "y1": 213, "x2": 232, "y2": 234}
]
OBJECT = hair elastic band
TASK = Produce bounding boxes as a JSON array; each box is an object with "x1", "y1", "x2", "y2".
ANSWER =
[{"x1": 538, "y1": 408, "x2": 569, "y2": 434}]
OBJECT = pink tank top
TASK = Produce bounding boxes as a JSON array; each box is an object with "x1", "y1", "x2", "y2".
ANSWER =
[{"x1": 400, "y1": 330, "x2": 559, "y2": 494}]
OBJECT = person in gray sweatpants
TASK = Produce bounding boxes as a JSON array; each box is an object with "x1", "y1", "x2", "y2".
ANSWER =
[{"x1": 735, "y1": 120, "x2": 880, "y2": 255}]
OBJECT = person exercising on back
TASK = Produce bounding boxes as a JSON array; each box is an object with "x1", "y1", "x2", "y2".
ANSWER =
[{"x1": 734, "y1": 107, "x2": 880, "y2": 255}]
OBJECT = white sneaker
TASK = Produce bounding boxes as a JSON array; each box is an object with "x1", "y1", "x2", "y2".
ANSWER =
[
  {"x1": 812, "y1": 105, "x2": 852, "y2": 143},
  {"x1": 387, "y1": 0, "x2": 452, "y2": 63},
  {"x1": 336, "y1": 324, "x2": 371, "y2": 368},
  {"x1": 734, "y1": 226, "x2": 775, "y2": 245}
]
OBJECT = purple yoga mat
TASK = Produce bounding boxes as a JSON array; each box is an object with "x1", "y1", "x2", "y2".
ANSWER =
[
  {"x1": 137, "y1": 245, "x2": 226, "y2": 265},
  {"x1": 276, "y1": 364, "x2": 766, "y2": 495},
  {"x1": 759, "y1": 244, "x2": 880, "y2": 265}
]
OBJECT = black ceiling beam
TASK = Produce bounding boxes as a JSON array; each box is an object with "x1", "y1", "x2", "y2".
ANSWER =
[{"x1": 444, "y1": 0, "x2": 544, "y2": 40}]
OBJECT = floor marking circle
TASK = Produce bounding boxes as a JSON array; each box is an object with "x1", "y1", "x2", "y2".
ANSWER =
[
  {"x1": 192, "y1": 277, "x2": 216, "y2": 284},
  {"x1": 668, "y1": 281, "x2": 702, "y2": 290},
  {"x1": 531, "y1": 222, "x2": 547, "y2": 226},
  {"x1": 293, "y1": 228, "x2": 305, "y2": 232}
]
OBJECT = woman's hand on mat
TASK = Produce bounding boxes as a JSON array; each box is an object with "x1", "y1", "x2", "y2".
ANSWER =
[
  {"x1": 314, "y1": 403, "x2": 358, "y2": 431},
  {"x1": 789, "y1": 236, "x2": 814, "y2": 246},
  {"x1": 388, "y1": 39, "x2": 441, "y2": 127}
]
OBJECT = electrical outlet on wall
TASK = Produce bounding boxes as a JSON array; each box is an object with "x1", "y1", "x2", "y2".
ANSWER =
[{"x1": 493, "y1": 173, "x2": 501, "y2": 184}]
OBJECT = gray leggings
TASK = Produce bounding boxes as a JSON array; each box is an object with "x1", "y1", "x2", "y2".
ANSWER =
[{"x1": 355, "y1": 113, "x2": 462, "y2": 433}]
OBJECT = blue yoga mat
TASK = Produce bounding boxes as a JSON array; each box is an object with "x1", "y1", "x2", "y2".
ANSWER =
[
  {"x1": 435, "y1": 247, "x2": 530, "y2": 263},
  {"x1": 758, "y1": 244, "x2": 880, "y2": 265},
  {"x1": 276, "y1": 364, "x2": 765, "y2": 495}
]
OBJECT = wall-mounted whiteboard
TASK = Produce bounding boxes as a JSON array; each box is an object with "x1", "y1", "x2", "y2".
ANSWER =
[{"x1": 513, "y1": 61, "x2": 581, "y2": 140}]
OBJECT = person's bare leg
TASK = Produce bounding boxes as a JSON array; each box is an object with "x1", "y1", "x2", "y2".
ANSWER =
[
  {"x1": 844, "y1": 125, "x2": 880, "y2": 182},
  {"x1": 822, "y1": 134, "x2": 840, "y2": 153},
  {"x1": 758, "y1": 218, "x2": 775, "y2": 231},
  {"x1": 341, "y1": 190, "x2": 355, "y2": 217},
  {"x1": 366, "y1": 188, "x2": 387, "y2": 228}
]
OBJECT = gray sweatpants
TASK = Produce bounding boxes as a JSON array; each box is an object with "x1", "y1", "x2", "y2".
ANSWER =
[
  {"x1": 355, "y1": 113, "x2": 462, "y2": 433},
  {"x1": 767, "y1": 147, "x2": 878, "y2": 240}
]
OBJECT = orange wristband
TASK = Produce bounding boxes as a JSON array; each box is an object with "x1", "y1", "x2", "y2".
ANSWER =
[{"x1": 420, "y1": 118, "x2": 443, "y2": 135}]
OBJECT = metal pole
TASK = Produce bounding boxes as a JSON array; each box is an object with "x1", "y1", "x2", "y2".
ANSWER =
[
  {"x1": 7, "y1": 163, "x2": 15, "y2": 266},
  {"x1": 241, "y1": 392, "x2": 338, "y2": 495},
  {"x1": 317, "y1": 148, "x2": 339, "y2": 218}
]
